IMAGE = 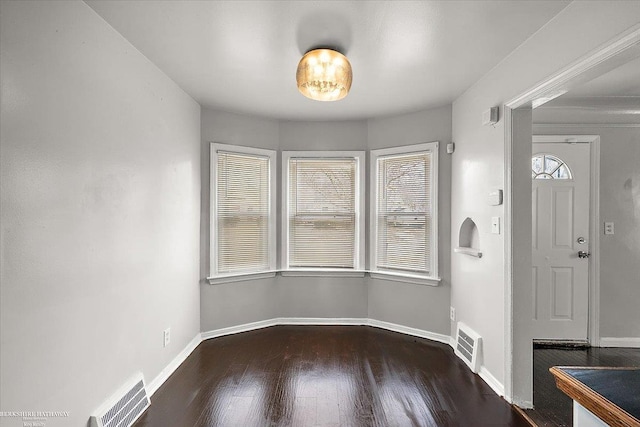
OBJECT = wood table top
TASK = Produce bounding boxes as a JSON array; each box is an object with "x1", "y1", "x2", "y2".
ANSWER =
[{"x1": 550, "y1": 366, "x2": 640, "y2": 427}]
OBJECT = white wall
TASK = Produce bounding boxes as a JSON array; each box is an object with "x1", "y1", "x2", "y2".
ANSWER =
[
  {"x1": 451, "y1": 0, "x2": 640, "y2": 403},
  {"x1": 200, "y1": 107, "x2": 452, "y2": 333},
  {"x1": 533, "y1": 108, "x2": 640, "y2": 340},
  {"x1": 0, "y1": 2, "x2": 201, "y2": 426}
]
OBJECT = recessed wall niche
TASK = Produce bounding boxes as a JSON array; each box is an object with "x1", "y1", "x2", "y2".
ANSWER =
[{"x1": 454, "y1": 217, "x2": 482, "y2": 258}]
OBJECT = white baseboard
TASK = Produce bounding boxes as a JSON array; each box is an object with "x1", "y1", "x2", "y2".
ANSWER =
[
  {"x1": 278, "y1": 317, "x2": 369, "y2": 326},
  {"x1": 200, "y1": 317, "x2": 451, "y2": 346},
  {"x1": 148, "y1": 333, "x2": 202, "y2": 396},
  {"x1": 200, "y1": 318, "x2": 278, "y2": 340},
  {"x1": 478, "y1": 366, "x2": 506, "y2": 399},
  {"x1": 199, "y1": 317, "x2": 369, "y2": 341},
  {"x1": 599, "y1": 337, "x2": 640, "y2": 348},
  {"x1": 366, "y1": 318, "x2": 451, "y2": 346}
]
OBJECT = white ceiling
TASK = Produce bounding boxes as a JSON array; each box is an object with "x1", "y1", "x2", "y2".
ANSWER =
[{"x1": 86, "y1": 0, "x2": 570, "y2": 120}]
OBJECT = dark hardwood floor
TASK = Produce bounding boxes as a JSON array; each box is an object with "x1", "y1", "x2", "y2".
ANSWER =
[
  {"x1": 526, "y1": 346, "x2": 640, "y2": 427},
  {"x1": 134, "y1": 325, "x2": 528, "y2": 427}
]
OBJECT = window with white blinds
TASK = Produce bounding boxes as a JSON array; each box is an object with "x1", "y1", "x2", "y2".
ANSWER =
[
  {"x1": 283, "y1": 152, "x2": 365, "y2": 270},
  {"x1": 371, "y1": 142, "x2": 438, "y2": 280},
  {"x1": 210, "y1": 144, "x2": 276, "y2": 280}
]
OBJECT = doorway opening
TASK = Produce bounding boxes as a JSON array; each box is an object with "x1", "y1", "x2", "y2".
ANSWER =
[{"x1": 504, "y1": 25, "x2": 640, "y2": 409}]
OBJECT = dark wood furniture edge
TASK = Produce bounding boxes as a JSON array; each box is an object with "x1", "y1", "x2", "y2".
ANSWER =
[{"x1": 549, "y1": 366, "x2": 640, "y2": 427}]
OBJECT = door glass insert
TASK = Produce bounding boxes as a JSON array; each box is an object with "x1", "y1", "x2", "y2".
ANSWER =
[{"x1": 532, "y1": 154, "x2": 572, "y2": 180}]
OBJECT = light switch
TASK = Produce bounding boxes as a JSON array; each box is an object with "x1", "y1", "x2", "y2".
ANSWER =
[
  {"x1": 604, "y1": 222, "x2": 614, "y2": 235},
  {"x1": 491, "y1": 217, "x2": 501, "y2": 234}
]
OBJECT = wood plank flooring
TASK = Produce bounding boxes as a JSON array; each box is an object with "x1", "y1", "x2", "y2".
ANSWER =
[
  {"x1": 134, "y1": 325, "x2": 528, "y2": 427},
  {"x1": 526, "y1": 346, "x2": 640, "y2": 427}
]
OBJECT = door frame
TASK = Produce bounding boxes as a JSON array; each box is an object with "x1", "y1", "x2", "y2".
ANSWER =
[
  {"x1": 503, "y1": 24, "x2": 640, "y2": 407},
  {"x1": 532, "y1": 135, "x2": 601, "y2": 345}
]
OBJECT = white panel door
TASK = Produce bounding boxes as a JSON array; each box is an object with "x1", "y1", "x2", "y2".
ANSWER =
[{"x1": 532, "y1": 142, "x2": 590, "y2": 341}]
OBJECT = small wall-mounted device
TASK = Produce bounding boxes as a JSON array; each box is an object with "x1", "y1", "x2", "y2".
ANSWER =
[
  {"x1": 447, "y1": 143, "x2": 455, "y2": 154},
  {"x1": 482, "y1": 107, "x2": 499, "y2": 126},
  {"x1": 488, "y1": 189, "x2": 503, "y2": 206},
  {"x1": 604, "y1": 222, "x2": 615, "y2": 235},
  {"x1": 491, "y1": 217, "x2": 501, "y2": 234}
]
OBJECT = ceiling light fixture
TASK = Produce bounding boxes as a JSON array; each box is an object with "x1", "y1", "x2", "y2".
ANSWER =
[{"x1": 296, "y1": 48, "x2": 352, "y2": 102}]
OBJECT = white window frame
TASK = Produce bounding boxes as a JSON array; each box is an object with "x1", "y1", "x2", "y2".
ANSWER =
[
  {"x1": 281, "y1": 151, "x2": 366, "y2": 276},
  {"x1": 370, "y1": 142, "x2": 440, "y2": 286},
  {"x1": 208, "y1": 143, "x2": 277, "y2": 284}
]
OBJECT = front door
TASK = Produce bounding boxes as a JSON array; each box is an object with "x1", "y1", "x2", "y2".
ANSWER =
[{"x1": 531, "y1": 142, "x2": 590, "y2": 341}]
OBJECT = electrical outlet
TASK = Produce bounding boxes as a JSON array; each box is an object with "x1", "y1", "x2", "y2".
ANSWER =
[
  {"x1": 450, "y1": 306, "x2": 456, "y2": 322},
  {"x1": 163, "y1": 328, "x2": 170, "y2": 347},
  {"x1": 604, "y1": 222, "x2": 614, "y2": 235}
]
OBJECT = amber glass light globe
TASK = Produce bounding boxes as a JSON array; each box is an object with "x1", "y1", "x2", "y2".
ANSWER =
[{"x1": 296, "y1": 49, "x2": 352, "y2": 102}]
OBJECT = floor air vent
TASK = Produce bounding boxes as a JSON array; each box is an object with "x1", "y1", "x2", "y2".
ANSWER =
[
  {"x1": 90, "y1": 374, "x2": 150, "y2": 427},
  {"x1": 454, "y1": 322, "x2": 482, "y2": 373}
]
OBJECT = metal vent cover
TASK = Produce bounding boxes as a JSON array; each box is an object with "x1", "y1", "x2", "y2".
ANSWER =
[
  {"x1": 90, "y1": 374, "x2": 150, "y2": 427},
  {"x1": 454, "y1": 322, "x2": 482, "y2": 373}
]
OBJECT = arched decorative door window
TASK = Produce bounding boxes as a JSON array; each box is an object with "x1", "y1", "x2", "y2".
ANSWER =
[{"x1": 531, "y1": 154, "x2": 572, "y2": 180}]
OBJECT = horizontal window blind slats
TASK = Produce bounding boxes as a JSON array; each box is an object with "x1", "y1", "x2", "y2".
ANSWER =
[
  {"x1": 216, "y1": 151, "x2": 270, "y2": 274},
  {"x1": 288, "y1": 158, "x2": 357, "y2": 269},
  {"x1": 376, "y1": 151, "x2": 432, "y2": 274}
]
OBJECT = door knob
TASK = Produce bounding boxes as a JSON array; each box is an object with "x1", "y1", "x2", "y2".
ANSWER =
[{"x1": 578, "y1": 251, "x2": 590, "y2": 259}]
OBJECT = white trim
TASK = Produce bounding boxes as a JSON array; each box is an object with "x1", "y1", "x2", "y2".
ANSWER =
[
  {"x1": 449, "y1": 336, "x2": 456, "y2": 348},
  {"x1": 503, "y1": 106, "x2": 514, "y2": 403},
  {"x1": 535, "y1": 106, "x2": 640, "y2": 115},
  {"x1": 200, "y1": 318, "x2": 277, "y2": 340},
  {"x1": 207, "y1": 271, "x2": 277, "y2": 285},
  {"x1": 369, "y1": 271, "x2": 441, "y2": 286},
  {"x1": 278, "y1": 317, "x2": 369, "y2": 326},
  {"x1": 281, "y1": 150, "x2": 366, "y2": 271},
  {"x1": 207, "y1": 269, "x2": 447, "y2": 283},
  {"x1": 369, "y1": 142, "x2": 440, "y2": 280},
  {"x1": 453, "y1": 247, "x2": 482, "y2": 258},
  {"x1": 479, "y1": 366, "x2": 506, "y2": 399},
  {"x1": 209, "y1": 143, "x2": 277, "y2": 279},
  {"x1": 589, "y1": 139, "x2": 601, "y2": 347},
  {"x1": 533, "y1": 95, "x2": 640, "y2": 113},
  {"x1": 506, "y1": 24, "x2": 640, "y2": 109},
  {"x1": 280, "y1": 269, "x2": 366, "y2": 277},
  {"x1": 532, "y1": 135, "x2": 599, "y2": 144},
  {"x1": 599, "y1": 337, "x2": 640, "y2": 348},
  {"x1": 148, "y1": 333, "x2": 202, "y2": 396},
  {"x1": 533, "y1": 123, "x2": 640, "y2": 128},
  {"x1": 366, "y1": 318, "x2": 451, "y2": 345}
]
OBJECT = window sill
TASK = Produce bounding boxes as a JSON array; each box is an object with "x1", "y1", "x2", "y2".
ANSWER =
[
  {"x1": 369, "y1": 271, "x2": 441, "y2": 286},
  {"x1": 207, "y1": 270, "x2": 440, "y2": 285},
  {"x1": 281, "y1": 269, "x2": 366, "y2": 278},
  {"x1": 207, "y1": 271, "x2": 277, "y2": 285}
]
